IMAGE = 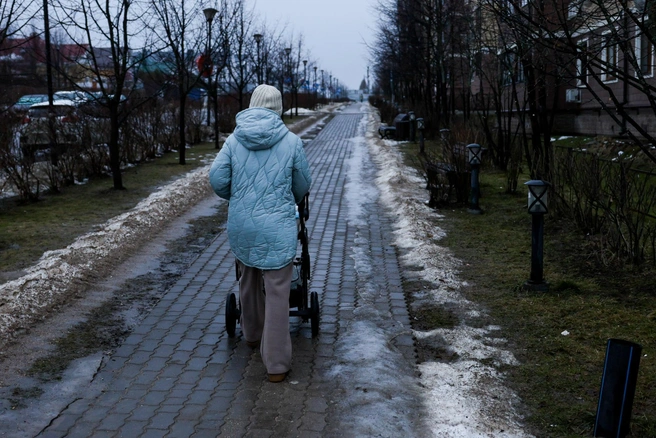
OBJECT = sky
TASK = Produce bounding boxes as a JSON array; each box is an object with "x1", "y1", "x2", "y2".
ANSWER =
[{"x1": 251, "y1": 0, "x2": 378, "y2": 90}]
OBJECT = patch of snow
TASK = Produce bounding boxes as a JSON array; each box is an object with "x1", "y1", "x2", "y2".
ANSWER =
[
  {"x1": 359, "y1": 105, "x2": 532, "y2": 437},
  {"x1": 0, "y1": 166, "x2": 214, "y2": 346},
  {"x1": 283, "y1": 107, "x2": 316, "y2": 116}
]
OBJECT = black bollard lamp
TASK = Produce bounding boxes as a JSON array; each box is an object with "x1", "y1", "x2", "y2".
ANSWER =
[
  {"x1": 523, "y1": 179, "x2": 550, "y2": 291},
  {"x1": 467, "y1": 143, "x2": 483, "y2": 214}
]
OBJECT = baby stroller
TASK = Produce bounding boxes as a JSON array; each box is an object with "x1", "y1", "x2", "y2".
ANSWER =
[{"x1": 224, "y1": 193, "x2": 320, "y2": 337}]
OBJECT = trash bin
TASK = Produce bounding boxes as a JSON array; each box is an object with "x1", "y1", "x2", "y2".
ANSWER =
[{"x1": 394, "y1": 113, "x2": 410, "y2": 141}]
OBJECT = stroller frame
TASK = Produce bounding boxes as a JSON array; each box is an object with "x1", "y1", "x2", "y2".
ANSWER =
[{"x1": 225, "y1": 193, "x2": 320, "y2": 338}]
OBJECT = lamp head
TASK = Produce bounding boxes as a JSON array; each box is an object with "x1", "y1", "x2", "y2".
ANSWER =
[
  {"x1": 253, "y1": 33, "x2": 262, "y2": 43},
  {"x1": 467, "y1": 143, "x2": 482, "y2": 165},
  {"x1": 525, "y1": 180, "x2": 550, "y2": 214},
  {"x1": 203, "y1": 7, "x2": 218, "y2": 23}
]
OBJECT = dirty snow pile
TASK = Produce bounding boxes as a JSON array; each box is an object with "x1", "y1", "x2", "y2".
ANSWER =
[
  {"x1": 360, "y1": 106, "x2": 532, "y2": 437},
  {"x1": 0, "y1": 165, "x2": 214, "y2": 346}
]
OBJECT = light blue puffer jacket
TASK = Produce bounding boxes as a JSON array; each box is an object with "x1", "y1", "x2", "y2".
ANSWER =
[{"x1": 209, "y1": 107, "x2": 312, "y2": 270}]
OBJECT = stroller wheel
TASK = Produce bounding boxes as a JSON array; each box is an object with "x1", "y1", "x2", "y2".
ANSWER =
[
  {"x1": 225, "y1": 293, "x2": 238, "y2": 337},
  {"x1": 310, "y1": 291, "x2": 320, "y2": 337}
]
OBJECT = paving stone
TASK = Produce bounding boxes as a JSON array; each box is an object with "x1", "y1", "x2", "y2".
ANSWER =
[
  {"x1": 44, "y1": 413, "x2": 77, "y2": 434},
  {"x1": 38, "y1": 105, "x2": 417, "y2": 438}
]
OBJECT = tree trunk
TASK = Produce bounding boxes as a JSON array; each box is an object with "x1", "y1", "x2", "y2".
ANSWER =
[
  {"x1": 179, "y1": 86, "x2": 187, "y2": 165},
  {"x1": 109, "y1": 105, "x2": 124, "y2": 190}
]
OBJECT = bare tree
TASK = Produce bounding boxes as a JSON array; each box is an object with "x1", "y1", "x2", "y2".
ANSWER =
[
  {"x1": 53, "y1": 0, "x2": 152, "y2": 190},
  {"x1": 0, "y1": 0, "x2": 38, "y2": 101},
  {"x1": 149, "y1": 0, "x2": 205, "y2": 165},
  {"x1": 220, "y1": 0, "x2": 257, "y2": 111},
  {"x1": 491, "y1": 0, "x2": 656, "y2": 165}
]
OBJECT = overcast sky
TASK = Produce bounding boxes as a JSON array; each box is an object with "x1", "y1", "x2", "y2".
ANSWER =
[{"x1": 251, "y1": 0, "x2": 378, "y2": 90}]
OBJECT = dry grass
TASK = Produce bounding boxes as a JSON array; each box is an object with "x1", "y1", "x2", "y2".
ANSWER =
[{"x1": 0, "y1": 142, "x2": 219, "y2": 280}]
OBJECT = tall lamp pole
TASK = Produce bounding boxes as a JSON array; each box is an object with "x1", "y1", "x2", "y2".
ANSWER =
[
  {"x1": 203, "y1": 6, "x2": 219, "y2": 149},
  {"x1": 320, "y1": 69, "x2": 324, "y2": 99},
  {"x1": 313, "y1": 66, "x2": 317, "y2": 108},
  {"x1": 329, "y1": 74, "x2": 332, "y2": 102},
  {"x1": 285, "y1": 47, "x2": 292, "y2": 119},
  {"x1": 279, "y1": 50, "x2": 285, "y2": 117},
  {"x1": 253, "y1": 33, "x2": 262, "y2": 85},
  {"x1": 301, "y1": 59, "x2": 307, "y2": 115},
  {"x1": 303, "y1": 60, "x2": 307, "y2": 93}
]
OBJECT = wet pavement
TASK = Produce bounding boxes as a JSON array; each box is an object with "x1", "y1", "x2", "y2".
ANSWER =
[{"x1": 37, "y1": 103, "x2": 424, "y2": 437}]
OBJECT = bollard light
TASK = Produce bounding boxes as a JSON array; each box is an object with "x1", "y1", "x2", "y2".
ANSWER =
[
  {"x1": 409, "y1": 111, "x2": 416, "y2": 142},
  {"x1": 417, "y1": 117, "x2": 425, "y2": 154},
  {"x1": 466, "y1": 143, "x2": 482, "y2": 214},
  {"x1": 523, "y1": 179, "x2": 550, "y2": 291},
  {"x1": 526, "y1": 179, "x2": 549, "y2": 214},
  {"x1": 467, "y1": 143, "x2": 482, "y2": 165}
]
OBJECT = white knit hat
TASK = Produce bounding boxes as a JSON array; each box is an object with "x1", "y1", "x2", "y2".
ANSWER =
[{"x1": 249, "y1": 84, "x2": 283, "y2": 116}]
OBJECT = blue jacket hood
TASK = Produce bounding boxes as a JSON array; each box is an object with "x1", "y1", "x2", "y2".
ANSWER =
[{"x1": 233, "y1": 107, "x2": 288, "y2": 151}]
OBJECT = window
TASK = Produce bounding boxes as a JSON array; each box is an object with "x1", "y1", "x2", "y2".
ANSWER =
[
  {"x1": 504, "y1": 0, "x2": 516, "y2": 14},
  {"x1": 636, "y1": 30, "x2": 654, "y2": 77},
  {"x1": 601, "y1": 32, "x2": 617, "y2": 82},
  {"x1": 502, "y1": 51, "x2": 524, "y2": 85},
  {"x1": 577, "y1": 39, "x2": 589, "y2": 86},
  {"x1": 568, "y1": 0, "x2": 583, "y2": 19}
]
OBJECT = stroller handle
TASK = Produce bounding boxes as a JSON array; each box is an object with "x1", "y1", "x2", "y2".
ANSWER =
[{"x1": 297, "y1": 192, "x2": 310, "y2": 221}]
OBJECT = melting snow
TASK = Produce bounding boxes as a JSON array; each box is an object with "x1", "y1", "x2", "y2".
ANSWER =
[
  {"x1": 336, "y1": 105, "x2": 532, "y2": 437},
  {"x1": 0, "y1": 165, "x2": 214, "y2": 345}
]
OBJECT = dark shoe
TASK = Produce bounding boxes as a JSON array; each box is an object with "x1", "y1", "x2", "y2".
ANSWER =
[
  {"x1": 268, "y1": 371, "x2": 289, "y2": 383},
  {"x1": 246, "y1": 339, "x2": 260, "y2": 348}
]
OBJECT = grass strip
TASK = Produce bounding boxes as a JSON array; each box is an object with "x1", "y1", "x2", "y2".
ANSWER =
[
  {"x1": 397, "y1": 142, "x2": 655, "y2": 437},
  {"x1": 0, "y1": 142, "x2": 219, "y2": 279}
]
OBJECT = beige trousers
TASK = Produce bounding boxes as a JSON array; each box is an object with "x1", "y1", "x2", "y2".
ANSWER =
[{"x1": 238, "y1": 261, "x2": 293, "y2": 374}]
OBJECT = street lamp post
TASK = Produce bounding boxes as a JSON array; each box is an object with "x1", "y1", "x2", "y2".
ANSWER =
[
  {"x1": 313, "y1": 66, "x2": 317, "y2": 107},
  {"x1": 466, "y1": 143, "x2": 483, "y2": 214},
  {"x1": 300, "y1": 59, "x2": 307, "y2": 116},
  {"x1": 303, "y1": 60, "x2": 307, "y2": 94},
  {"x1": 253, "y1": 33, "x2": 262, "y2": 85},
  {"x1": 279, "y1": 50, "x2": 285, "y2": 117},
  {"x1": 203, "y1": 6, "x2": 219, "y2": 149},
  {"x1": 284, "y1": 47, "x2": 292, "y2": 119},
  {"x1": 523, "y1": 180, "x2": 550, "y2": 291},
  {"x1": 329, "y1": 74, "x2": 332, "y2": 102},
  {"x1": 320, "y1": 69, "x2": 324, "y2": 99}
]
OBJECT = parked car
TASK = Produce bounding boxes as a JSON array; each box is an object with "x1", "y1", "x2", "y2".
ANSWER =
[
  {"x1": 19, "y1": 100, "x2": 83, "y2": 150},
  {"x1": 53, "y1": 90, "x2": 95, "y2": 105},
  {"x1": 9, "y1": 94, "x2": 49, "y2": 112}
]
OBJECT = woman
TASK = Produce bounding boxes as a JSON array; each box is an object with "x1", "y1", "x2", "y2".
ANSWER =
[{"x1": 209, "y1": 84, "x2": 312, "y2": 383}]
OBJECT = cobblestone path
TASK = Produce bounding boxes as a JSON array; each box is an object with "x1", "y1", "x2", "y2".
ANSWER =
[{"x1": 39, "y1": 103, "x2": 424, "y2": 438}]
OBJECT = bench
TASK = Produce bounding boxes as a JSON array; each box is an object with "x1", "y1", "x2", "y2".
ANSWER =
[{"x1": 378, "y1": 125, "x2": 396, "y2": 139}]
